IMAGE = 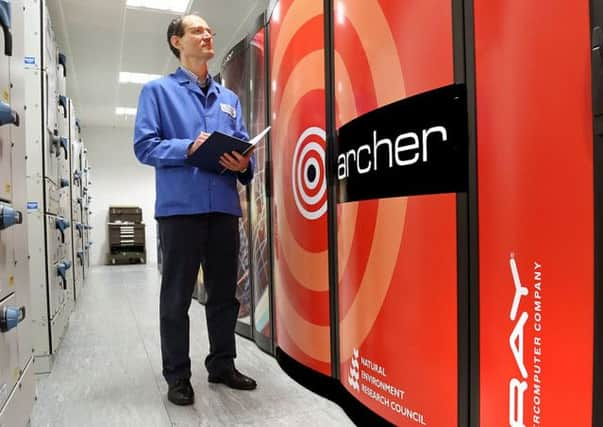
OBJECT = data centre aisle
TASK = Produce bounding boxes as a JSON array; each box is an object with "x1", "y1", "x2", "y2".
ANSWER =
[{"x1": 29, "y1": 265, "x2": 353, "y2": 427}]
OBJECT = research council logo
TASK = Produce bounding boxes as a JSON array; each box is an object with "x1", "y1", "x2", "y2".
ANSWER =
[
  {"x1": 348, "y1": 348, "x2": 360, "y2": 391},
  {"x1": 291, "y1": 127, "x2": 327, "y2": 221}
]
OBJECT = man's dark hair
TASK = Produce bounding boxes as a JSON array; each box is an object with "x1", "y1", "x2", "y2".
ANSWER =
[{"x1": 167, "y1": 14, "x2": 199, "y2": 58}]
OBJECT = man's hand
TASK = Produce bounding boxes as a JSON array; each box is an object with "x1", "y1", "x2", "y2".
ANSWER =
[
  {"x1": 187, "y1": 131, "x2": 211, "y2": 156},
  {"x1": 219, "y1": 147, "x2": 255, "y2": 172}
]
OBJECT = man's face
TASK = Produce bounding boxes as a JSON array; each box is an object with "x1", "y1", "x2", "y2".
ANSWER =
[{"x1": 173, "y1": 15, "x2": 215, "y2": 61}]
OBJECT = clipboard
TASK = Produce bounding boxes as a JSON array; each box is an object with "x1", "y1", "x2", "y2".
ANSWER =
[{"x1": 186, "y1": 126, "x2": 271, "y2": 174}]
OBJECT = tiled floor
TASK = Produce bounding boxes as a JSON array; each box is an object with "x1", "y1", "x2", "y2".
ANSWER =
[{"x1": 30, "y1": 265, "x2": 354, "y2": 427}]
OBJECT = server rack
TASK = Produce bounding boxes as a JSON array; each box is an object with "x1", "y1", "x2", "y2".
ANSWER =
[
  {"x1": 0, "y1": 0, "x2": 35, "y2": 424},
  {"x1": 218, "y1": 1, "x2": 603, "y2": 426},
  {"x1": 23, "y1": 0, "x2": 90, "y2": 375}
]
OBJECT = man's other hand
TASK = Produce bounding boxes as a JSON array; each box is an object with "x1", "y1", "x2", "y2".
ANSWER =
[{"x1": 219, "y1": 147, "x2": 255, "y2": 172}]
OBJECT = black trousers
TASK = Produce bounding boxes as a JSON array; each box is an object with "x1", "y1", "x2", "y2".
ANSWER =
[{"x1": 157, "y1": 213, "x2": 240, "y2": 386}]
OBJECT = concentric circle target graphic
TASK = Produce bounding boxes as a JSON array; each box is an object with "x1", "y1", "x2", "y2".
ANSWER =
[
  {"x1": 270, "y1": 0, "x2": 330, "y2": 374},
  {"x1": 270, "y1": 0, "x2": 408, "y2": 374},
  {"x1": 291, "y1": 127, "x2": 327, "y2": 220}
]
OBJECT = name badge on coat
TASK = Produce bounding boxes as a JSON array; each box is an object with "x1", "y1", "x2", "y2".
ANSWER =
[{"x1": 220, "y1": 103, "x2": 237, "y2": 119}]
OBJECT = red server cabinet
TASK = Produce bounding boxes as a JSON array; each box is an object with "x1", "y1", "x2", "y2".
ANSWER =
[
  {"x1": 261, "y1": 0, "x2": 603, "y2": 425},
  {"x1": 220, "y1": 39, "x2": 254, "y2": 338},
  {"x1": 269, "y1": 0, "x2": 332, "y2": 375},
  {"x1": 594, "y1": 1, "x2": 603, "y2": 425},
  {"x1": 473, "y1": 0, "x2": 602, "y2": 425},
  {"x1": 219, "y1": 16, "x2": 274, "y2": 353},
  {"x1": 248, "y1": 23, "x2": 274, "y2": 354},
  {"x1": 332, "y1": 0, "x2": 465, "y2": 425}
]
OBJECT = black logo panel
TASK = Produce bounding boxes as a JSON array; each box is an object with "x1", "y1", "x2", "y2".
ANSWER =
[{"x1": 336, "y1": 84, "x2": 468, "y2": 203}]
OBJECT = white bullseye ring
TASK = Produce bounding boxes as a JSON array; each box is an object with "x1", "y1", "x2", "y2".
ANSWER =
[{"x1": 292, "y1": 126, "x2": 327, "y2": 220}]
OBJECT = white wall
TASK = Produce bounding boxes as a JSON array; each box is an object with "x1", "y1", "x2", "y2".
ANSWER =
[{"x1": 82, "y1": 125, "x2": 158, "y2": 266}]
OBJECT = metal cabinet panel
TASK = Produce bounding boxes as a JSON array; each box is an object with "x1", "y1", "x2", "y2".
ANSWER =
[
  {"x1": 83, "y1": 244, "x2": 89, "y2": 271},
  {"x1": 44, "y1": 214, "x2": 59, "y2": 264},
  {"x1": 44, "y1": 62, "x2": 57, "y2": 142},
  {"x1": 24, "y1": 70, "x2": 43, "y2": 184},
  {"x1": 73, "y1": 223, "x2": 83, "y2": 250},
  {"x1": 0, "y1": 358, "x2": 34, "y2": 427},
  {"x1": 71, "y1": 201, "x2": 81, "y2": 223},
  {"x1": 0, "y1": 19, "x2": 11, "y2": 204},
  {"x1": 49, "y1": 299, "x2": 66, "y2": 353},
  {"x1": 47, "y1": 210, "x2": 70, "y2": 319},
  {"x1": 57, "y1": 100, "x2": 67, "y2": 138},
  {"x1": 63, "y1": 263, "x2": 74, "y2": 310},
  {"x1": 5, "y1": 0, "x2": 31, "y2": 365},
  {"x1": 83, "y1": 202, "x2": 89, "y2": 225},
  {"x1": 57, "y1": 55, "x2": 66, "y2": 97},
  {"x1": 73, "y1": 244, "x2": 82, "y2": 292},
  {"x1": 13, "y1": 254, "x2": 32, "y2": 375},
  {"x1": 44, "y1": 178, "x2": 58, "y2": 216},
  {"x1": 61, "y1": 218, "x2": 72, "y2": 267},
  {"x1": 0, "y1": 219, "x2": 14, "y2": 303},
  {"x1": 74, "y1": 226, "x2": 83, "y2": 252},
  {"x1": 58, "y1": 170, "x2": 69, "y2": 218},
  {"x1": 26, "y1": 210, "x2": 50, "y2": 370},
  {"x1": 0, "y1": 134, "x2": 10, "y2": 203},
  {"x1": 70, "y1": 133, "x2": 81, "y2": 210},
  {"x1": 43, "y1": 123, "x2": 59, "y2": 186},
  {"x1": 23, "y1": 0, "x2": 47, "y2": 70},
  {"x1": 58, "y1": 189, "x2": 69, "y2": 219},
  {"x1": 44, "y1": 66, "x2": 59, "y2": 188},
  {"x1": 46, "y1": 260, "x2": 62, "y2": 319},
  {"x1": 0, "y1": 294, "x2": 21, "y2": 411},
  {"x1": 43, "y1": 5, "x2": 55, "y2": 71}
]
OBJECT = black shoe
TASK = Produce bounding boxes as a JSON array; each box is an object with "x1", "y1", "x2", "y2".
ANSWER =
[
  {"x1": 167, "y1": 379, "x2": 195, "y2": 405},
  {"x1": 208, "y1": 368, "x2": 257, "y2": 390}
]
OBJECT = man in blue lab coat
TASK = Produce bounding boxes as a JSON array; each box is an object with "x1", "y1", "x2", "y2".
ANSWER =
[{"x1": 134, "y1": 13, "x2": 257, "y2": 406}]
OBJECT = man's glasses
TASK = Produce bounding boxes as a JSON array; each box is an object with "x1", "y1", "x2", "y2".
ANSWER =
[{"x1": 187, "y1": 26, "x2": 216, "y2": 39}]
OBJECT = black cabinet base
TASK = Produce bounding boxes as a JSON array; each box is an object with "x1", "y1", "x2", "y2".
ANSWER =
[
  {"x1": 235, "y1": 321, "x2": 252, "y2": 339},
  {"x1": 275, "y1": 347, "x2": 394, "y2": 427}
]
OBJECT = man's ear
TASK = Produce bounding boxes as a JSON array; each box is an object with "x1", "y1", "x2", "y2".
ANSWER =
[{"x1": 170, "y1": 35, "x2": 181, "y2": 52}]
